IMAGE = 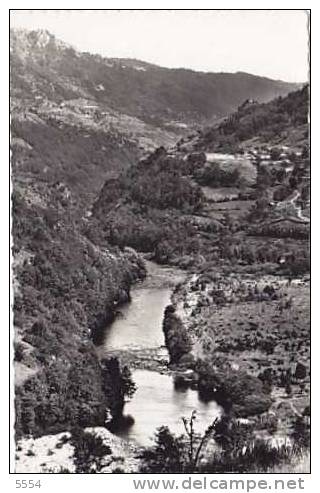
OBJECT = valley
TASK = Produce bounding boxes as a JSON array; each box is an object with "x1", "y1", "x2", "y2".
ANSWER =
[
  {"x1": 11, "y1": 28, "x2": 310, "y2": 474},
  {"x1": 90, "y1": 86, "x2": 310, "y2": 472}
]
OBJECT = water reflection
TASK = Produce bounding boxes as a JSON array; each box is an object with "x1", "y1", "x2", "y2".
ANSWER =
[
  {"x1": 103, "y1": 287, "x2": 172, "y2": 350},
  {"x1": 115, "y1": 370, "x2": 221, "y2": 446},
  {"x1": 99, "y1": 261, "x2": 220, "y2": 446}
]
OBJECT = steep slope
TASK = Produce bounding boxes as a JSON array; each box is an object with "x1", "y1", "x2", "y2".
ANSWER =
[
  {"x1": 11, "y1": 30, "x2": 149, "y2": 440},
  {"x1": 11, "y1": 28, "x2": 301, "y2": 206},
  {"x1": 11, "y1": 109, "x2": 141, "y2": 206},
  {"x1": 12, "y1": 173, "x2": 146, "y2": 438}
]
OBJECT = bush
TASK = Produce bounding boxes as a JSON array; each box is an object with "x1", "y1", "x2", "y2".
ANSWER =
[
  {"x1": 295, "y1": 362, "x2": 307, "y2": 380},
  {"x1": 139, "y1": 426, "x2": 186, "y2": 473},
  {"x1": 140, "y1": 413, "x2": 297, "y2": 473},
  {"x1": 70, "y1": 428, "x2": 112, "y2": 473},
  {"x1": 197, "y1": 362, "x2": 272, "y2": 417}
]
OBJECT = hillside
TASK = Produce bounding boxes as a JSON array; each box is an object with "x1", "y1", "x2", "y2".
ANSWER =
[
  {"x1": 11, "y1": 28, "x2": 299, "y2": 141},
  {"x1": 11, "y1": 27, "x2": 309, "y2": 472},
  {"x1": 93, "y1": 86, "x2": 309, "y2": 270},
  {"x1": 11, "y1": 29, "x2": 150, "y2": 440},
  {"x1": 13, "y1": 171, "x2": 148, "y2": 437},
  {"x1": 92, "y1": 87, "x2": 310, "y2": 456},
  {"x1": 11, "y1": 28, "x2": 301, "y2": 206},
  {"x1": 187, "y1": 84, "x2": 309, "y2": 153}
]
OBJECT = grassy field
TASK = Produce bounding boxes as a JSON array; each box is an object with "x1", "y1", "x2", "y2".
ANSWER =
[{"x1": 199, "y1": 185, "x2": 255, "y2": 220}]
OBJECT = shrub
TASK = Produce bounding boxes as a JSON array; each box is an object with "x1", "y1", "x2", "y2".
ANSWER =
[{"x1": 70, "y1": 428, "x2": 112, "y2": 473}]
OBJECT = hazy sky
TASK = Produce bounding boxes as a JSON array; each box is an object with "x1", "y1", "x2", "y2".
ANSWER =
[{"x1": 11, "y1": 10, "x2": 309, "y2": 82}]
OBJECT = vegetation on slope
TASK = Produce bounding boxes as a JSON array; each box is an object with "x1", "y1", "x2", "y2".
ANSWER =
[
  {"x1": 92, "y1": 87, "x2": 309, "y2": 273},
  {"x1": 13, "y1": 177, "x2": 146, "y2": 438},
  {"x1": 91, "y1": 147, "x2": 206, "y2": 264},
  {"x1": 139, "y1": 412, "x2": 310, "y2": 473},
  {"x1": 11, "y1": 116, "x2": 140, "y2": 205},
  {"x1": 11, "y1": 30, "x2": 309, "y2": 473},
  {"x1": 91, "y1": 86, "x2": 310, "y2": 472},
  {"x1": 191, "y1": 85, "x2": 309, "y2": 153},
  {"x1": 11, "y1": 28, "x2": 299, "y2": 131},
  {"x1": 11, "y1": 28, "x2": 163, "y2": 441}
]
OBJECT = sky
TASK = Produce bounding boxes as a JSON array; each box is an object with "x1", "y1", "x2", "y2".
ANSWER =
[{"x1": 10, "y1": 10, "x2": 309, "y2": 82}]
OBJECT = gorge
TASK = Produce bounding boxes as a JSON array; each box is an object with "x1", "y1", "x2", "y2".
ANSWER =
[
  {"x1": 11, "y1": 27, "x2": 310, "y2": 473},
  {"x1": 96, "y1": 260, "x2": 221, "y2": 447}
]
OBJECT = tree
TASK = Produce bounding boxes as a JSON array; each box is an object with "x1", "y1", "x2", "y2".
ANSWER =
[
  {"x1": 140, "y1": 412, "x2": 217, "y2": 473},
  {"x1": 70, "y1": 428, "x2": 112, "y2": 473},
  {"x1": 14, "y1": 342, "x2": 25, "y2": 362},
  {"x1": 140, "y1": 426, "x2": 185, "y2": 473},
  {"x1": 163, "y1": 306, "x2": 193, "y2": 364},
  {"x1": 140, "y1": 412, "x2": 294, "y2": 474},
  {"x1": 285, "y1": 382, "x2": 292, "y2": 397},
  {"x1": 182, "y1": 411, "x2": 218, "y2": 472},
  {"x1": 249, "y1": 196, "x2": 270, "y2": 222},
  {"x1": 101, "y1": 357, "x2": 136, "y2": 423},
  {"x1": 214, "y1": 415, "x2": 253, "y2": 455},
  {"x1": 258, "y1": 367, "x2": 274, "y2": 393},
  {"x1": 256, "y1": 166, "x2": 272, "y2": 189}
]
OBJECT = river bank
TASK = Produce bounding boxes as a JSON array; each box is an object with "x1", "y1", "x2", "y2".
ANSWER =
[
  {"x1": 162, "y1": 269, "x2": 310, "y2": 441},
  {"x1": 95, "y1": 257, "x2": 308, "y2": 447},
  {"x1": 15, "y1": 257, "x2": 309, "y2": 471},
  {"x1": 95, "y1": 260, "x2": 222, "y2": 447},
  {"x1": 96, "y1": 260, "x2": 186, "y2": 368}
]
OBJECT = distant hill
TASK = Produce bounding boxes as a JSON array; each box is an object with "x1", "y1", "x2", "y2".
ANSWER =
[
  {"x1": 10, "y1": 28, "x2": 301, "y2": 205},
  {"x1": 11, "y1": 28, "x2": 299, "y2": 134},
  {"x1": 183, "y1": 85, "x2": 309, "y2": 153}
]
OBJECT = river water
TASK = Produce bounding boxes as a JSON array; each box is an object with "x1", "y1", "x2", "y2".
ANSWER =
[{"x1": 98, "y1": 261, "x2": 221, "y2": 447}]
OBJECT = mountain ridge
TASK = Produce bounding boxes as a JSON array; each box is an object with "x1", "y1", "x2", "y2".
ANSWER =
[
  {"x1": 11, "y1": 28, "x2": 303, "y2": 83},
  {"x1": 11, "y1": 28, "x2": 301, "y2": 131}
]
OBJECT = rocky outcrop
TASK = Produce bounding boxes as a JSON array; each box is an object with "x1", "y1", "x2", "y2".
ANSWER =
[{"x1": 15, "y1": 427, "x2": 140, "y2": 473}]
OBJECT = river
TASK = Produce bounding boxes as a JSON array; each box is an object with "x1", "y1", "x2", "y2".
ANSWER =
[{"x1": 97, "y1": 261, "x2": 221, "y2": 447}]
